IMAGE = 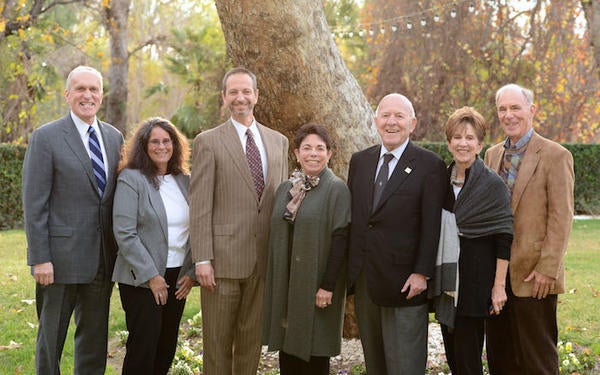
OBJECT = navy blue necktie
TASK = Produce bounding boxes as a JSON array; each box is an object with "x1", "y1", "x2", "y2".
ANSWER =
[{"x1": 88, "y1": 126, "x2": 106, "y2": 196}]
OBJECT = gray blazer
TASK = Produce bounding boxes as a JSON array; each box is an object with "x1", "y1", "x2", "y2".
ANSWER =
[
  {"x1": 112, "y1": 168, "x2": 194, "y2": 287},
  {"x1": 22, "y1": 114, "x2": 123, "y2": 283}
]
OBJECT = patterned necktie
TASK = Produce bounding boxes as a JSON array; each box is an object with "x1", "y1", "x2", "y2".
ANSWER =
[
  {"x1": 88, "y1": 126, "x2": 106, "y2": 197},
  {"x1": 245, "y1": 129, "x2": 265, "y2": 199},
  {"x1": 373, "y1": 153, "x2": 394, "y2": 211}
]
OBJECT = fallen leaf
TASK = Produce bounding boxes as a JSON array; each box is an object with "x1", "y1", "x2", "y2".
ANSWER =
[
  {"x1": 21, "y1": 299, "x2": 35, "y2": 305},
  {"x1": 0, "y1": 341, "x2": 22, "y2": 350}
]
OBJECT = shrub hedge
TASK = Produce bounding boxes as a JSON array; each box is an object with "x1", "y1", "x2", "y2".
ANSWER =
[
  {"x1": 0, "y1": 144, "x2": 26, "y2": 230},
  {"x1": 1, "y1": 141, "x2": 599, "y2": 230}
]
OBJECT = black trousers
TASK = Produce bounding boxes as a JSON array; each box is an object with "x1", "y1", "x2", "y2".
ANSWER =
[
  {"x1": 486, "y1": 283, "x2": 559, "y2": 375},
  {"x1": 279, "y1": 351, "x2": 330, "y2": 375},
  {"x1": 119, "y1": 267, "x2": 187, "y2": 375},
  {"x1": 441, "y1": 316, "x2": 485, "y2": 375}
]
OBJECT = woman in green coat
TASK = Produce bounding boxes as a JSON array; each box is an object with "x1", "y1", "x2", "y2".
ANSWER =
[{"x1": 262, "y1": 123, "x2": 351, "y2": 375}]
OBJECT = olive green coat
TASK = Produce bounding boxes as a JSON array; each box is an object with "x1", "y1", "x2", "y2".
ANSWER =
[{"x1": 262, "y1": 168, "x2": 351, "y2": 361}]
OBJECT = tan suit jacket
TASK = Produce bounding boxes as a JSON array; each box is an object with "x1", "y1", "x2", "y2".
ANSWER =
[
  {"x1": 484, "y1": 131, "x2": 574, "y2": 297},
  {"x1": 189, "y1": 120, "x2": 289, "y2": 278}
]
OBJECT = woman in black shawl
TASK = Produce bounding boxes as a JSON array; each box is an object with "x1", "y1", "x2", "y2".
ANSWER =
[{"x1": 440, "y1": 107, "x2": 513, "y2": 374}]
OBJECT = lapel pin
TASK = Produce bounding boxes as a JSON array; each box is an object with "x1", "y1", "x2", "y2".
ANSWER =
[{"x1": 404, "y1": 167, "x2": 412, "y2": 174}]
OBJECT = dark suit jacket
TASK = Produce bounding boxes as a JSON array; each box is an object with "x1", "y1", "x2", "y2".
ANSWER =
[
  {"x1": 347, "y1": 142, "x2": 447, "y2": 307},
  {"x1": 22, "y1": 114, "x2": 123, "y2": 283}
]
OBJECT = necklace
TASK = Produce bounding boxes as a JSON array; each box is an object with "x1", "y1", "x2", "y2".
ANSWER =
[{"x1": 450, "y1": 165, "x2": 465, "y2": 187}]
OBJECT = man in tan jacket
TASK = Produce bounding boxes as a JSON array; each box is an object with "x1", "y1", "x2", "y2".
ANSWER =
[
  {"x1": 484, "y1": 83, "x2": 574, "y2": 374},
  {"x1": 189, "y1": 67, "x2": 288, "y2": 375}
]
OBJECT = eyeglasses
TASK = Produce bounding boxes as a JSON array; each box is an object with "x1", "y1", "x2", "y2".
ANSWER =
[{"x1": 149, "y1": 139, "x2": 172, "y2": 147}]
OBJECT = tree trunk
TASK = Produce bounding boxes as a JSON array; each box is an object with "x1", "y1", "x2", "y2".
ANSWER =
[
  {"x1": 582, "y1": 0, "x2": 600, "y2": 79},
  {"x1": 214, "y1": 0, "x2": 377, "y2": 178},
  {"x1": 104, "y1": 0, "x2": 130, "y2": 135}
]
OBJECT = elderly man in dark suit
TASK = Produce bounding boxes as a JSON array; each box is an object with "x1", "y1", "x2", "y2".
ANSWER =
[
  {"x1": 190, "y1": 67, "x2": 288, "y2": 375},
  {"x1": 22, "y1": 65, "x2": 123, "y2": 374},
  {"x1": 347, "y1": 93, "x2": 446, "y2": 374}
]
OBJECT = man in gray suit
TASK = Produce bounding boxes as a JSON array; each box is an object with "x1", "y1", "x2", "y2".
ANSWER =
[
  {"x1": 190, "y1": 67, "x2": 288, "y2": 375},
  {"x1": 22, "y1": 65, "x2": 123, "y2": 374}
]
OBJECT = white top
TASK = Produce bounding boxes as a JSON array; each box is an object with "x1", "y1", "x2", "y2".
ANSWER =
[
  {"x1": 71, "y1": 111, "x2": 110, "y2": 176},
  {"x1": 159, "y1": 175, "x2": 189, "y2": 268},
  {"x1": 375, "y1": 137, "x2": 410, "y2": 181},
  {"x1": 231, "y1": 118, "x2": 268, "y2": 181}
]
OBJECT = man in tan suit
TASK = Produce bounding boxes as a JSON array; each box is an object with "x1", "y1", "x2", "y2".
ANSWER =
[
  {"x1": 484, "y1": 83, "x2": 574, "y2": 374},
  {"x1": 190, "y1": 67, "x2": 288, "y2": 375}
]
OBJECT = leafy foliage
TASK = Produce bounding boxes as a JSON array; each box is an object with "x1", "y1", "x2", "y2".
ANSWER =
[{"x1": 0, "y1": 144, "x2": 26, "y2": 229}]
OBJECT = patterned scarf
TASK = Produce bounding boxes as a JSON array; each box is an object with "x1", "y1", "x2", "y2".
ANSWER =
[{"x1": 283, "y1": 169, "x2": 320, "y2": 223}]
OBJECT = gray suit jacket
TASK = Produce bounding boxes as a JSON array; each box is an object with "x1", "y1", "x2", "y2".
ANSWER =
[
  {"x1": 22, "y1": 114, "x2": 123, "y2": 283},
  {"x1": 190, "y1": 120, "x2": 289, "y2": 279},
  {"x1": 112, "y1": 169, "x2": 194, "y2": 287}
]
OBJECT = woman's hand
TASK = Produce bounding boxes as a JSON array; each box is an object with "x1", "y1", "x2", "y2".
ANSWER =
[
  {"x1": 315, "y1": 288, "x2": 333, "y2": 309},
  {"x1": 175, "y1": 275, "x2": 195, "y2": 300},
  {"x1": 491, "y1": 284, "x2": 507, "y2": 315},
  {"x1": 148, "y1": 275, "x2": 169, "y2": 305}
]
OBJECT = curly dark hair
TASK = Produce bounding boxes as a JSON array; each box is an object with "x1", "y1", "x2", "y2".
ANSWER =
[{"x1": 119, "y1": 117, "x2": 190, "y2": 189}]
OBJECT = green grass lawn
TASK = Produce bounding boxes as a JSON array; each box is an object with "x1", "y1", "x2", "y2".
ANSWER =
[
  {"x1": 0, "y1": 220, "x2": 598, "y2": 374},
  {"x1": 0, "y1": 230, "x2": 201, "y2": 375}
]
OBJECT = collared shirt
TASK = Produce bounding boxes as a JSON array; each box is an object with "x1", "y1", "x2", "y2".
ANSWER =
[
  {"x1": 374, "y1": 137, "x2": 410, "y2": 181},
  {"x1": 504, "y1": 127, "x2": 533, "y2": 150},
  {"x1": 70, "y1": 111, "x2": 110, "y2": 176},
  {"x1": 231, "y1": 117, "x2": 268, "y2": 180}
]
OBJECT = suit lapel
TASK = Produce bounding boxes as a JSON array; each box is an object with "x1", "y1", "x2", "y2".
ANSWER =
[
  {"x1": 221, "y1": 121, "x2": 257, "y2": 199},
  {"x1": 364, "y1": 146, "x2": 381, "y2": 214},
  {"x1": 257, "y1": 123, "x2": 277, "y2": 205},
  {"x1": 488, "y1": 146, "x2": 503, "y2": 173},
  {"x1": 374, "y1": 141, "x2": 417, "y2": 212},
  {"x1": 511, "y1": 132, "x2": 542, "y2": 212},
  {"x1": 174, "y1": 174, "x2": 189, "y2": 204},
  {"x1": 146, "y1": 177, "x2": 169, "y2": 243},
  {"x1": 98, "y1": 121, "x2": 119, "y2": 201},
  {"x1": 61, "y1": 116, "x2": 98, "y2": 194}
]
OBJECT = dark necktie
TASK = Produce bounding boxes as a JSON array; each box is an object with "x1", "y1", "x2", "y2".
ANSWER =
[
  {"x1": 245, "y1": 129, "x2": 265, "y2": 199},
  {"x1": 88, "y1": 126, "x2": 106, "y2": 197},
  {"x1": 373, "y1": 153, "x2": 394, "y2": 210}
]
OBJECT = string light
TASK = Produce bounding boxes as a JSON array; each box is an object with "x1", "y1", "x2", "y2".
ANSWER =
[{"x1": 329, "y1": 0, "x2": 538, "y2": 39}]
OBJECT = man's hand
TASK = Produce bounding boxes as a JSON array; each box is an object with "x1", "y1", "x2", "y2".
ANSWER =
[
  {"x1": 401, "y1": 273, "x2": 427, "y2": 299},
  {"x1": 33, "y1": 262, "x2": 54, "y2": 286},
  {"x1": 524, "y1": 270, "x2": 556, "y2": 299},
  {"x1": 195, "y1": 263, "x2": 216, "y2": 292}
]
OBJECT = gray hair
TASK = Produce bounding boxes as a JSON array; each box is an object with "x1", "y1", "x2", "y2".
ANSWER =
[
  {"x1": 495, "y1": 83, "x2": 534, "y2": 106},
  {"x1": 66, "y1": 66, "x2": 103, "y2": 92}
]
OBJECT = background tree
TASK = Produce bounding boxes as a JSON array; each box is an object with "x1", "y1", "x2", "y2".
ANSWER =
[
  {"x1": 214, "y1": 0, "x2": 377, "y2": 175},
  {"x1": 103, "y1": 0, "x2": 131, "y2": 134},
  {"x1": 582, "y1": 0, "x2": 600, "y2": 77}
]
